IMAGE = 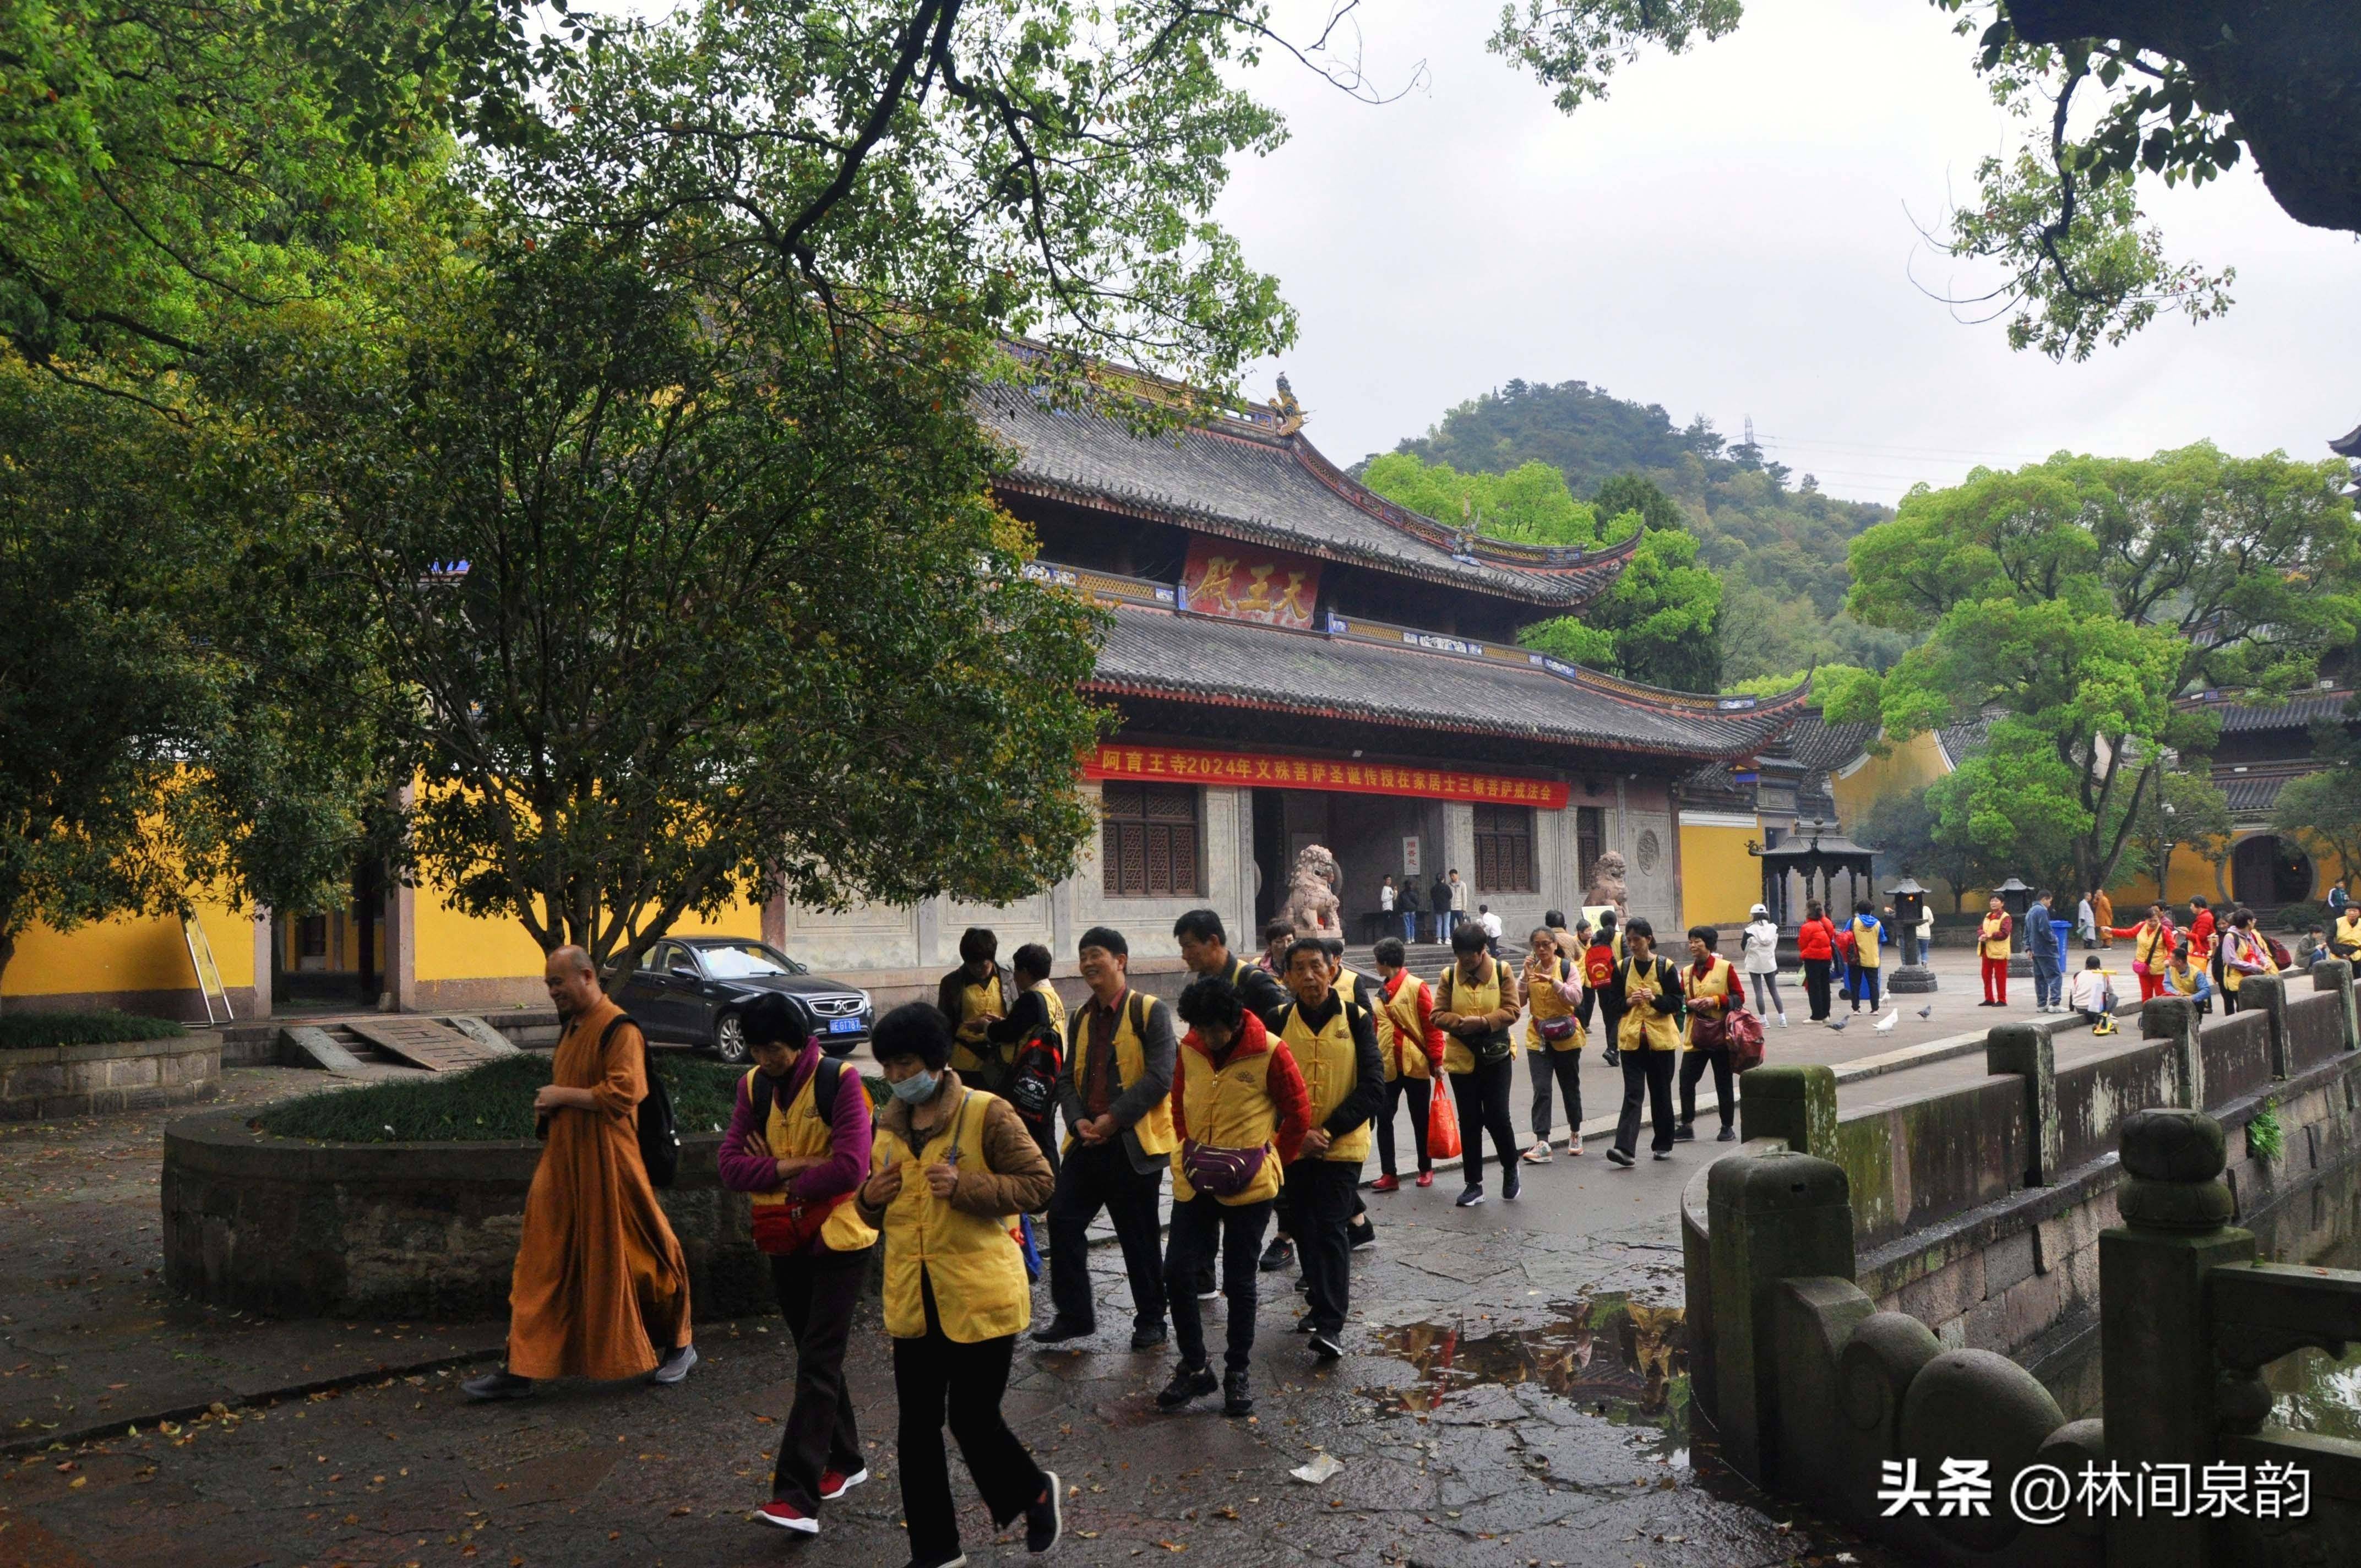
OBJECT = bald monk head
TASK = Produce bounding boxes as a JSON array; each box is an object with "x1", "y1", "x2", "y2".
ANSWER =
[{"x1": 544, "y1": 944, "x2": 602, "y2": 1017}]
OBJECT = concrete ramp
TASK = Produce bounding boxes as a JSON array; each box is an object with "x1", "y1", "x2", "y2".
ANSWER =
[{"x1": 342, "y1": 1016, "x2": 509, "y2": 1072}]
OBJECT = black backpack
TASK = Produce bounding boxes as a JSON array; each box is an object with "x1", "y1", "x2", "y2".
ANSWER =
[
  {"x1": 601, "y1": 1012, "x2": 679, "y2": 1188},
  {"x1": 746, "y1": 1052, "x2": 847, "y2": 1130}
]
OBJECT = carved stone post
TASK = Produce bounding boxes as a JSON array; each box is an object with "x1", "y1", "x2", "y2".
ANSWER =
[
  {"x1": 2140, "y1": 994, "x2": 2204, "y2": 1109},
  {"x1": 1988, "y1": 1023, "x2": 2060, "y2": 1186},
  {"x1": 2099, "y1": 1108, "x2": 2254, "y2": 1568},
  {"x1": 1706, "y1": 1150, "x2": 1856, "y2": 1487},
  {"x1": 2238, "y1": 973, "x2": 2289, "y2": 1079},
  {"x1": 1737, "y1": 1062, "x2": 1838, "y2": 1160},
  {"x1": 2311, "y1": 957, "x2": 2359, "y2": 1053}
]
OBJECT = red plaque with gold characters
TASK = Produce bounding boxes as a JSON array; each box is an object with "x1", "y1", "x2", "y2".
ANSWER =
[
  {"x1": 1179, "y1": 538, "x2": 1321, "y2": 629},
  {"x1": 1083, "y1": 743, "x2": 1568, "y2": 809}
]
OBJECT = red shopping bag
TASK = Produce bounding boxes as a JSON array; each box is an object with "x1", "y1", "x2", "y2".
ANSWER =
[{"x1": 1426, "y1": 1083, "x2": 1463, "y2": 1161}]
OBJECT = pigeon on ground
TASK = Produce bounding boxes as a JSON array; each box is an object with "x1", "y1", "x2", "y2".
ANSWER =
[
  {"x1": 1828, "y1": 1015, "x2": 1849, "y2": 1032},
  {"x1": 1918, "y1": 1005, "x2": 1934, "y2": 1019},
  {"x1": 1875, "y1": 1011, "x2": 1898, "y2": 1032}
]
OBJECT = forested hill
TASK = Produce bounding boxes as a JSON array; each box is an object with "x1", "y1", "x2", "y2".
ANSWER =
[{"x1": 1368, "y1": 378, "x2": 1905, "y2": 682}]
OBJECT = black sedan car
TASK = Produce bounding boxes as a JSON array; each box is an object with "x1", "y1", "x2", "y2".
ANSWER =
[{"x1": 616, "y1": 937, "x2": 872, "y2": 1063}]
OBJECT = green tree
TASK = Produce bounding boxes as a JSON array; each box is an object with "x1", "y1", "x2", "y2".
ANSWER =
[
  {"x1": 2271, "y1": 725, "x2": 2361, "y2": 905},
  {"x1": 1487, "y1": 2, "x2": 2357, "y2": 359},
  {"x1": 1922, "y1": 720, "x2": 2093, "y2": 895},
  {"x1": 2141, "y1": 770, "x2": 2232, "y2": 903},
  {"x1": 1592, "y1": 472, "x2": 1683, "y2": 534},
  {"x1": 1358, "y1": 454, "x2": 1598, "y2": 546},
  {"x1": 1857, "y1": 785, "x2": 2006, "y2": 913},
  {"x1": 248, "y1": 234, "x2": 1112, "y2": 973},
  {"x1": 1846, "y1": 444, "x2": 2361, "y2": 892},
  {"x1": 1522, "y1": 525, "x2": 1723, "y2": 691}
]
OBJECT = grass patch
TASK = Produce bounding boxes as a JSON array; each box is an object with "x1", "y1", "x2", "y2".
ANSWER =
[
  {"x1": 257, "y1": 1050, "x2": 750, "y2": 1144},
  {"x1": 0, "y1": 1010, "x2": 186, "y2": 1050}
]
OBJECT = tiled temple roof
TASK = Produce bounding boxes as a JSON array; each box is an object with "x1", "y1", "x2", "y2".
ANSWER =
[
  {"x1": 980, "y1": 386, "x2": 1635, "y2": 608},
  {"x1": 2180, "y1": 689, "x2": 2357, "y2": 733},
  {"x1": 2217, "y1": 766, "x2": 2311, "y2": 818},
  {"x1": 1087, "y1": 603, "x2": 1808, "y2": 763}
]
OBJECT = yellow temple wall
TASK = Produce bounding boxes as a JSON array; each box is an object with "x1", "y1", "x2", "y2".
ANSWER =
[{"x1": 1679, "y1": 818, "x2": 1762, "y2": 926}]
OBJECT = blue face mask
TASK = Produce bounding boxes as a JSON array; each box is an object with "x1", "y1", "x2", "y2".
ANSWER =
[{"x1": 889, "y1": 1070, "x2": 939, "y2": 1105}]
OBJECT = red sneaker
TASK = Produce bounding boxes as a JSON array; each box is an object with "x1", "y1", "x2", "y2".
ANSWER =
[
  {"x1": 818, "y1": 1466, "x2": 869, "y2": 1501},
  {"x1": 756, "y1": 1500, "x2": 818, "y2": 1534},
  {"x1": 1370, "y1": 1173, "x2": 1400, "y2": 1194},
  {"x1": 1415, "y1": 1170, "x2": 1434, "y2": 1189}
]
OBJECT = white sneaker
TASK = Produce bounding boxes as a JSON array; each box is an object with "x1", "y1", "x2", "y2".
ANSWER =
[
  {"x1": 1776, "y1": 1013, "x2": 1789, "y2": 1028},
  {"x1": 1522, "y1": 1140, "x2": 1553, "y2": 1164}
]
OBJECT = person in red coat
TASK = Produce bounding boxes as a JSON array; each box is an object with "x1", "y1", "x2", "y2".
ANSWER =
[{"x1": 1795, "y1": 901, "x2": 1840, "y2": 1022}]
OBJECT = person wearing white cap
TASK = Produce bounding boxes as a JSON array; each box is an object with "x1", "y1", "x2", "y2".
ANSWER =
[{"x1": 1740, "y1": 904, "x2": 1788, "y2": 1028}]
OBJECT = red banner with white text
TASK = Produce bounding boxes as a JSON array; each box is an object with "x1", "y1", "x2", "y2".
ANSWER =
[{"x1": 1083, "y1": 743, "x2": 1568, "y2": 809}]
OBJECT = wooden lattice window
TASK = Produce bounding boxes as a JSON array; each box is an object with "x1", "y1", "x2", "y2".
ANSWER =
[
  {"x1": 1475, "y1": 804, "x2": 1535, "y2": 894},
  {"x1": 1101, "y1": 783, "x2": 1202, "y2": 898}
]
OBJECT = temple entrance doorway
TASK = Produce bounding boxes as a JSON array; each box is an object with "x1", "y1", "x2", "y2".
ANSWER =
[{"x1": 1249, "y1": 788, "x2": 1439, "y2": 943}]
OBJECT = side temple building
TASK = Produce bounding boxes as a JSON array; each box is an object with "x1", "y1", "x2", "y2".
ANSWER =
[{"x1": 8, "y1": 379, "x2": 1809, "y2": 1020}]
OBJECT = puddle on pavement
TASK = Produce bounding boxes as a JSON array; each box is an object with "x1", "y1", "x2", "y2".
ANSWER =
[{"x1": 1366, "y1": 1295, "x2": 1689, "y2": 1451}]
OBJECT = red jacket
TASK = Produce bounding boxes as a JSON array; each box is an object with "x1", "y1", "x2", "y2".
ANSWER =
[
  {"x1": 1169, "y1": 1011, "x2": 1313, "y2": 1165},
  {"x1": 1796, "y1": 917, "x2": 1837, "y2": 961}
]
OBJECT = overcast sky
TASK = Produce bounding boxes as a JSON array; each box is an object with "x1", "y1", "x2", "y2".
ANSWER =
[{"x1": 1209, "y1": 0, "x2": 2359, "y2": 505}]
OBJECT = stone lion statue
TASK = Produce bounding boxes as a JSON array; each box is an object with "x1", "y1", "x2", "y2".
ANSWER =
[
  {"x1": 1280, "y1": 844, "x2": 1343, "y2": 936},
  {"x1": 1585, "y1": 850, "x2": 1630, "y2": 918}
]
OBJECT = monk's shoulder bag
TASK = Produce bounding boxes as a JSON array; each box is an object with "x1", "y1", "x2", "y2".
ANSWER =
[{"x1": 602, "y1": 1012, "x2": 679, "y2": 1189}]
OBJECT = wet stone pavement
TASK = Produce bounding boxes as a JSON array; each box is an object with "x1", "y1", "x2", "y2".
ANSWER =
[{"x1": 1, "y1": 1072, "x2": 1901, "y2": 1568}]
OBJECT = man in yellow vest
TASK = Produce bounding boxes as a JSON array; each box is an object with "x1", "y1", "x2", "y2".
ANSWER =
[
  {"x1": 1034, "y1": 927, "x2": 1178, "y2": 1352},
  {"x1": 1171, "y1": 908, "x2": 1291, "y2": 1294},
  {"x1": 1276, "y1": 936, "x2": 1383, "y2": 1363},
  {"x1": 937, "y1": 927, "x2": 1014, "y2": 1090}
]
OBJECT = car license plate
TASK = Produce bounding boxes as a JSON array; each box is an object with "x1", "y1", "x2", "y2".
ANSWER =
[{"x1": 829, "y1": 1016, "x2": 862, "y2": 1033}]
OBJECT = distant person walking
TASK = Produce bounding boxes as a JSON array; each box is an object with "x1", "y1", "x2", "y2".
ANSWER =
[
  {"x1": 855, "y1": 1004, "x2": 1063, "y2": 1565},
  {"x1": 1521, "y1": 926, "x2": 1585, "y2": 1163},
  {"x1": 465, "y1": 945, "x2": 694, "y2": 1402},
  {"x1": 1379, "y1": 875, "x2": 1397, "y2": 935},
  {"x1": 1369, "y1": 937, "x2": 1443, "y2": 1190},
  {"x1": 1601, "y1": 918, "x2": 1683, "y2": 1167},
  {"x1": 720, "y1": 994, "x2": 875, "y2": 1536},
  {"x1": 1676, "y1": 926, "x2": 1742, "y2": 1144},
  {"x1": 1156, "y1": 977, "x2": 1310, "y2": 1418},
  {"x1": 1396, "y1": 876, "x2": 1422, "y2": 944},
  {"x1": 1847, "y1": 900, "x2": 1886, "y2": 1015},
  {"x1": 1796, "y1": 901, "x2": 1838, "y2": 1023},
  {"x1": 1740, "y1": 903, "x2": 1787, "y2": 1027},
  {"x1": 1448, "y1": 869, "x2": 1468, "y2": 940},
  {"x1": 2025, "y1": 890, "x2": 2063, "y2": 1014},
  {"x1": 2092, "y1": 888, "x2": 2115, "y2": 949},
  {"x1": 1433, "y1": 922, "x2": 1524, "y2": 1206},
  {"x1": 1035, "y1": 928, "x2": 1176, "y2": 1351},
  {"x1": 1978, "y1": 897, "x2": 2014, "y2": 1008},
  {"x1": 2077, "y1": 895, "x2": 2098, "y2": 951}
]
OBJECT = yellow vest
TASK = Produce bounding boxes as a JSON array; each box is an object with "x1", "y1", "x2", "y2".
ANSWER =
[
  {"x1": 2164, "y1": 963, "x2": 2206, "y2": 997},
  {"x1": 874, "y1": 1087, "x2": 1030, "y2": 1343},
  {"x1": 1063, "y1": 991, "x2": 1178, "y2": 1157},
  {"x1": 949, "y1": 970, "x2": 1014, "y2": 1075},
  {"x1": 1030, "y1": 978, "x2": 1067, "y2": 1039},
  {"x1": 1978, "y1": 916, "x2": 2011, "y2": 961},
  {"x1": 1169, "y1": 1041, "x2": 1285, "y2": 1206},
  {"x1": 1336, "y1": 967, "x2": 1397, "y2": 1064},
  {"x1": 1851, "y1": 916, "x2": 1882, "y2": 970},
  {"x1": 2133, "y1": 921, "x2": 2171, "y2": 969},
  {"x1": 1682, "y1": 957, "x2": 1739, "y2": 1050},
  {"x1": 1618, "y1": 957, "x2": 1682, "y2": 1053},
  {"x1": 1281, "y1": 999, "x2": 1372, "y2": 1166},
  {"x1": 2332, "y1": 911, "x2": 2361, "y2": 954},
  {"x1": 1438, "y1": 956, "x2": 1509, "y2": 1074},
  {"x1": 1378, "y1": 971, "x2": 1432, "y2": 1081},
  {"x1": 743, "y1": 1065, "x2": 878, "y2": 1252},
  {"x1": 1525, "y1": 952, "x2": 1575, "y2": 1050},
  {"x1": 2222, "y1": 929, "x2": 2277, "y2": 994}
]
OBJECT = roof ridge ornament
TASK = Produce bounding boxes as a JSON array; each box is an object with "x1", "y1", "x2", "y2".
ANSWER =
[{"x1": 1269, "y1": 372, "x2": 1304, "y2": 435}]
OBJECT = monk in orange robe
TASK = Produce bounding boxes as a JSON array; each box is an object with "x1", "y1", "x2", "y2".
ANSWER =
[{"x1": 464, "y1": 945, "x2": 693, "y2": 1398}]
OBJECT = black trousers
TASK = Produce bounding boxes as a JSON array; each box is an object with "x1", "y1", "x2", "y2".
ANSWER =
[
  {"x1": 1852, "y1": 966, "x2": 1883, "y2": 1011},
  {"x1": 1802, "y1": 958, "x2": 1832, "y2": 1021},
  {"x1": 1165, "y1": 1193, "x2": 1274, "y2": 1373},
  {"x1": 1377, "y1": 1075, "x2": 1432, "y2": 1177},
  {"x1": 894, "y1": 1278, "x2": 1046, "y2": 1565},
  {"x1": 1527, "y1": 1047, "x2": 1583, "y2": 1140},
  {"x1": 1448, "y1": 1054, "x2": 1520, "y2": 1190},
  {"x1": 1284, "y1": 1160, "x2": 1360, "y2": 1336},
  {"x1": 768, "y1": 1246, "x2": 868, "y2": 1511},
  {"x1": 1614, "y1": 1049, "x2": 1678, "y2": 1155},
  {"x1": 1047, "y1": 1141, "x2": 1166, "y2": 1331},
  {"x1": 1678, "y1": 1047, "x2": 1735, "y2": 1133}
]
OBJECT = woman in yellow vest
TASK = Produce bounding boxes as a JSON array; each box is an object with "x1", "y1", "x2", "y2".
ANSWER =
[
  {"x1": 1977, "y1": 896, "x2": 2014, "y2": 1008},
  {"x1": 937, "y1": 927, "x2": 1014, "y2": 1088},
  {"x1": 1676, "y1": 925, "x2": 1743, "y2": 1144},
  {"x1": 853, "y1": 1003, "x2": 1061, "y2": 1565},
  {"x1": 1433, "y1": 921, "x2": 1526, "y2": 1207},
  {"x1": 1370, "y1": 936, "x2": 1444, "y2": 1191},
  {"x1": 1521, "y1": 927, "x2": 1585, "y2": 1164},
  {"x1": 1602, "y1": 918, "x2": 1685, "y2": 1167},
  {"x1": 1155, "y1": 976, "x2": 1313, "y2": 1417},
  {"x1": 2218, "y1": 907, "x2": 2278, "y2": 1015},
  {"x1": 1277, "y1": 936, "x2": 1384, "y2": 1363},
  {"x1": 719, "y1": 995, "x2": 877, "y2": 1535}
]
